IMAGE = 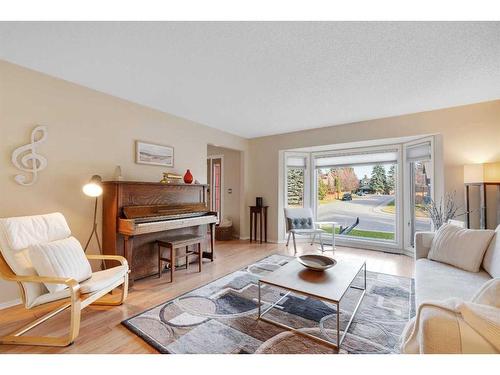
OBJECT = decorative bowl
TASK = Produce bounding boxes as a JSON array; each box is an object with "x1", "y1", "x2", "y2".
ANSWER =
[{"x1": 297, "y1": 254, "x2": 337, "y2": 271}]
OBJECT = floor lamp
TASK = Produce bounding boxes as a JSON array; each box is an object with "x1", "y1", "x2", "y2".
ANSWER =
[{"x1": 82, "y1": 175, "x2": 106, "y2": 269}]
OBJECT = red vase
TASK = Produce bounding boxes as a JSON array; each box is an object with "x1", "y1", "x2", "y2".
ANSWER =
[{"x1": 183, "y1": 169, "x2": 193, "y2": 184}]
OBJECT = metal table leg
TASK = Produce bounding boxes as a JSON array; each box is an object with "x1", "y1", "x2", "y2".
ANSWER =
[{"x1": 257, "y1": 262, "x2": 366, "y2": 352}]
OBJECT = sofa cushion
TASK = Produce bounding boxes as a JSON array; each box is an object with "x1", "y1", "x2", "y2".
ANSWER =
[
  {"x1": 482, "y1": 225, "x2": 500, "y2": 278},
  {"x1": 415, "y1": 259, "x2": 491, "y2": 306},
  {"x1": 428, "y1": 224, "x2": 494, "y2": 272},
  {"x1": 29, "y1": 236, "x2": 92, "y2": 293},
  {"x1": 0, "y1": 213, "x2": 71, "y2": 308}
]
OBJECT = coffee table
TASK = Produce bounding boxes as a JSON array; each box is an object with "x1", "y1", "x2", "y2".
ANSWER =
[{"x1": 257, "y1": 258, "x2": 366, "y2": 351}]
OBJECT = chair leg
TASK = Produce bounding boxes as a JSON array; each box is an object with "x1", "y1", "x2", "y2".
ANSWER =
[
  {"x1": 286, "y1": 232, "x2": 291, "y2": 246},
  {"x1": 311, "y1": 232, "x2": 316, "y2": 245},
  {"x1": 0, "y1": 299, "x2": 81, "y2": 347},
  {"x1": 292, "y1": 232, "x2": 297, "y2": 255}
]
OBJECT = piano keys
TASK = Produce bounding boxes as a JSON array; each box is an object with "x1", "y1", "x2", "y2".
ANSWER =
[{"x1": 102, "y1": 181, "x2": 217, "y2": 285}]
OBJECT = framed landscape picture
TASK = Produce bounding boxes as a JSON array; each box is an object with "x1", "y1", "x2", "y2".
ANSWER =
[{"x1": 135, "y1": 141, "x2": 174, "y2": 167}]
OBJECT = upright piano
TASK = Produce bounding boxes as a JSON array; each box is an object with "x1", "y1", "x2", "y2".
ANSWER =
[{"x1": 102, "y1": 181, "x2": 218, "y2": 285}]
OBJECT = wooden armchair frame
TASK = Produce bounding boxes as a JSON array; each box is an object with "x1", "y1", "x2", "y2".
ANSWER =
[{"x1": 0, "y1": 253, "x2": 129, "y2": 347}]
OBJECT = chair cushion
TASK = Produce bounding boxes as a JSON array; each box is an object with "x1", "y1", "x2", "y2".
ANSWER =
[
  {"x1": 29, "y1": 236, "x2": 92, "y2": 293},
  {"x1": 482, "y1": 225, "x2": 500, "y2": 278},
  {"x1": 287, "y1": 217, "x2": 313, "y2": 230},
  {"x1": 1, "y1": 213, "x2": 71, "y2": 252},
  {"x1": 0, "y1": 213, "x2": 71, "y2": 308},
  {"x1": 80, "y1": 265, "x2": 128, "y2": 294},
  {"x1": 29, "y1": 265, "x2": 128, "y2": 308},
  {"x1": 428, "y1": 224, "x2": 494, "y2": 272}
]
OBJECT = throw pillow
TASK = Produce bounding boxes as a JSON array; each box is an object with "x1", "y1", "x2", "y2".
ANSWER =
[
  {"x1": 29, "y1": 236, "x2": 92, "y2": 293},
  {"x1": 428, "y1": 224, "x2": 495, "y2": 272}
]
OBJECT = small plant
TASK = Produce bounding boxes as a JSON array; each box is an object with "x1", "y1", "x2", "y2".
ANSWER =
[{"x1": 423, "y1": 191, "x2": 465, "y2": 230}]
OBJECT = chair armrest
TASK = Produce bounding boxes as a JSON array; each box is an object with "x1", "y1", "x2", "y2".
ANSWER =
[
  {"x1": 86, "y1": 254, "x2": 128, "y2": 268},
  {"x1": 2, "y1": 274, "x2": 81, "y2": 299},
  {"x1": 414, "y1": 232, "x2": 435, "y2": 260}
]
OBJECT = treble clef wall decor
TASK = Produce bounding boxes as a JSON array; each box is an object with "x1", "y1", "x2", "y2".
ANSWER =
[{"x1": 11, "y1": 125, "x2": 48, "y2": 186}]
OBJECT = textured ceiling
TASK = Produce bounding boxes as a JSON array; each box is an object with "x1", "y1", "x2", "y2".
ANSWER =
[{"x1": 1, "y1": 22, "x2": 499, "y2": 138}]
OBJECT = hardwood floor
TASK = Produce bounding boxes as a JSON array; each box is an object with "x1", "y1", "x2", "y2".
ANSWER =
[{"x1": 0, "y1": 240, "x2": 414, "y2": 354}]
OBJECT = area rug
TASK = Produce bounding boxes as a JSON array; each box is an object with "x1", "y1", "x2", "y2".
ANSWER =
[{"x1": 122, "y1": 254, "x2": 415, "y2": 354}]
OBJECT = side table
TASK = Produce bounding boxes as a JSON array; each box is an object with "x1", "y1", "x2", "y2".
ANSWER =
[{"x1": 249, "y1": 206, "x2": 268, "y2": 243}]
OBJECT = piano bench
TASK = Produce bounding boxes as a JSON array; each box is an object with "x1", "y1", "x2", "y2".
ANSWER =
[{"x1": 157, "y1": 235, "x2": 205, "y2": 282}]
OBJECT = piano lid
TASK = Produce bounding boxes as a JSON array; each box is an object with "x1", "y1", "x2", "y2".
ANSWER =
[{"x1": 123, "y1": 203, "x2": 209, "y2": 219}]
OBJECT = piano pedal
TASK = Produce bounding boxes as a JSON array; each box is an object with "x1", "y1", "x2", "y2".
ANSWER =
[{"x1": 163, "y1": 262, "x2": 188, "y2": 271}]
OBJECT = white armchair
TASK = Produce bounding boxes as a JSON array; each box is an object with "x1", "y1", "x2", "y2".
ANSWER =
[
  {"x1": 0, "y1": 212, "x2": 129, "y2": 347},
  {"x1": 284, "y1": 207, "x2": 325, "y2": 255}
]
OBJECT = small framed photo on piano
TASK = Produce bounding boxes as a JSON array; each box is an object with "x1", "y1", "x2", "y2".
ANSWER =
[{"x1": 135, "y1": 141, "x2": 174, "y2": 167}]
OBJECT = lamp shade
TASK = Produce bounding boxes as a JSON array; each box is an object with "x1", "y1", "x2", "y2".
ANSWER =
[
  {"x1": 82, "y1": 175, "x2": 103, "y2": 197},
  {"x1": 464, "y1": 163, "x2": 500, "y2": 183}
]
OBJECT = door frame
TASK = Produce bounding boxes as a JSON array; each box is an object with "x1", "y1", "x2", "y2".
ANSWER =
[
  {"x1": 207, "y1": 154, "x2": 224, "y2": 221},
  {"x1": 402, "y1": 136, "x2": 435, "y2": 251}
]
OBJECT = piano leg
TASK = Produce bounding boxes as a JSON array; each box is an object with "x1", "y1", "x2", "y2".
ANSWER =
[
  {"x1": 123, "y1": 235, "x2": 134, "y2": 286},
  {"x1": 206, "y1": 222, "x2": 215, "y2": 261}
]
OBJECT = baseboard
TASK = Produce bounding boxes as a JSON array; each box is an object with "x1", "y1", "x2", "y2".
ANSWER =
[
  {"x1": 0, "y1": 298, "x2": 21, "y2": 310},
  {"x1": 239, "y1": 236, "x2": 279, "y2": 244},
  {"x1": 402, "y1": 248, "x2": 414, "y2": 258}
]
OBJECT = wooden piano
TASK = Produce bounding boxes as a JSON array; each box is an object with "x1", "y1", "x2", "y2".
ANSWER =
[{"x1": 102, "y1": 181, "x2": 218, "y2": 285}]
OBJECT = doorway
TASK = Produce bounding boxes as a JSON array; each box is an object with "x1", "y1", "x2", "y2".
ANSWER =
[
  {"x1": 207, "y1": 156, "x2": 223, "y2": 221},
  {"x1": 207, "y1": 145, "x2": 243, "y2": 238}
]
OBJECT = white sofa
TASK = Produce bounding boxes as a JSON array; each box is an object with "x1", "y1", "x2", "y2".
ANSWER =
[{"x1": 414, "y1": 224, "x2": 500, "y2": 307}]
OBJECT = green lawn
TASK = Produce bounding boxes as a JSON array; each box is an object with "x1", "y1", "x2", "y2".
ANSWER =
[
  {"x1": 320, "y1": 225, "x2": 395, "y2": 240},
  {"x1": 381, "y1": 199, "x2": 429, "y2": 218}
]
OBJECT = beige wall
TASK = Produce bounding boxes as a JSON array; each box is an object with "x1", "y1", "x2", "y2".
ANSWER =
[
  {"x1": 2, "y1": 58, "x2": 500, "y2": 306},
  {"x1": 247, "y1": 100, "x2": 500, "y2": 242},
  {"x1": 207, "y1": 145, "x2": 242, "y2": 237},
  {"x1": 0, "y1": 60, "x2": 248, "y2": 305}
]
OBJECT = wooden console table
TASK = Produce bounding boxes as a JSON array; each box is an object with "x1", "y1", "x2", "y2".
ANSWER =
[{"x1": 249, "y1": 206, "x2": 268, "y2": 243}]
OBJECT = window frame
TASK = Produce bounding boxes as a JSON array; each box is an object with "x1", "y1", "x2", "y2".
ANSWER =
[
  {"x1": 283, "y1": 152, "x2": 310, "y2": 210},
  {"x1": 402, "y1": 137, "x2": 435, "y2": 251},
  {"x1": 311, "y1": 144, "x2": 403, "y2": 252}
]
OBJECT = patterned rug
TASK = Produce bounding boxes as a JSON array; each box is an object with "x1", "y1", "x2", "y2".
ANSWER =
[{"x1": 122, "y1": 254, "x2": 415, "y2": 354}]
